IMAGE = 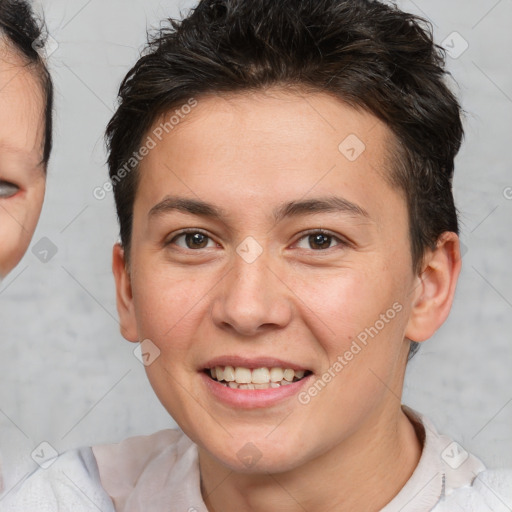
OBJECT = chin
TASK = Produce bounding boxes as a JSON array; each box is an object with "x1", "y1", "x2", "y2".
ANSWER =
[{"x1": 199, "y1": 431, "x2": 308, "y2": 475}]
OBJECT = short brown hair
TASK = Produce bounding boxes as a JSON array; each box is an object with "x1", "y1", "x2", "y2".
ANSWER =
[{"x1": 106, "y1": 0, "x2": 465, "y2": 359}]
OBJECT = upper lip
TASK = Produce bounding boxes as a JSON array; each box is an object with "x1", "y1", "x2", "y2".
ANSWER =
[{"x1": 202, "y1": 355, "x2": 310, "y2": 372}]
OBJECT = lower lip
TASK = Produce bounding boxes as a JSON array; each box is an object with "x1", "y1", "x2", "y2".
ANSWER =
[{"x1": 200, "y1": 371, "x2": 313, "y2": 409}]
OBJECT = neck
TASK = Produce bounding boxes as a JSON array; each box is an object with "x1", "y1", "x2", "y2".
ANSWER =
[{"x1": 199, "y1": 405, "x2": 422, "y2": 512}]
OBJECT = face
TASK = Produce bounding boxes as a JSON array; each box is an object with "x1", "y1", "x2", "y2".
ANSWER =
[
  {"x1": 114, "y1": 89, "x2": 456, "y2": 474},
  {"x1": 0, "y1": 42, "x2": 46, "y2": 279}
]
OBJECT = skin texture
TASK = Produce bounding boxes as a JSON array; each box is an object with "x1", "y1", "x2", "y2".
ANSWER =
[
  {"x1": 113, "y1": 89, "x2": 461, "y2": 511},
  {"x1": 0, "y1": 42, "x2": 46, "y2": 279}
]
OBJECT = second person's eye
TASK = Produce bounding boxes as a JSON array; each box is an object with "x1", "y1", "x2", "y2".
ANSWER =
[{"x1": 0, "y1": 180, "x2": 20, "y2": 199}]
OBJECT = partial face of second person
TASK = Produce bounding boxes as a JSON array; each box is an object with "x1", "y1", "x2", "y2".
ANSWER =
[
  {"x1": 113, "y1": 89, "x2": 460, "y2": 476},
  {"x1": 0, "y1": 41, "x2": 46, "y2": 279}
]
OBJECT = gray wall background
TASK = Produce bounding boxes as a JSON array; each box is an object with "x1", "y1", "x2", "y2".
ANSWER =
[{"x1": 0, "y1": 0, "x2": 511, "y2": 489}]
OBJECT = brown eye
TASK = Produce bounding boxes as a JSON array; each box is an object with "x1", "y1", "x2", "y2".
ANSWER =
[
  {"x1": 295, "y1": 230, "x2": 345, "y2": 251},
  {"x1": 169, "y1": 230, "x2": 216, "y2": 250},
  {"x1": 308, "y1": 233, "x2": 332, "y2": 250},
  {"x1": 184, "y1": 232, "x2": 209, "y2": 249}
]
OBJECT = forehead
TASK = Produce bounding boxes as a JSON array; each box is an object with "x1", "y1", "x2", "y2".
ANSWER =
[
  {"x1": 0, "y1": 41, "x2": 45, "y2": 166},
  {"x1": 136, "y1": 89, "x2": 402, "y2": 225}
]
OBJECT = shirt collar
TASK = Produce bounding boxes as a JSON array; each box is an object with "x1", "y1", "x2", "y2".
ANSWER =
[{"x1": 94, "y1": 405, "x2": 487, "y2": 511}]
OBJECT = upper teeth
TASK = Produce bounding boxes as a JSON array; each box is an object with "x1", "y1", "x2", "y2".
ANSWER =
[{"x1": 210, "y1": 366, "x2": 305, "y2": 384}]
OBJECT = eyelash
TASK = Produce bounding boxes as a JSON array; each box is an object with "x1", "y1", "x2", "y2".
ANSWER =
[{"x1": 166, "y1": 228, "x2": 349, "y2": 253}]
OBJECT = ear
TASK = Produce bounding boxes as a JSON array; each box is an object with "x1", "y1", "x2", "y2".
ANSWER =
[
  {"x1": 112, "y1": 243, "x2": 139, "y2": 343},
  {"x1": 405, "y1": 232, "x2": 462, "y2": 342}
]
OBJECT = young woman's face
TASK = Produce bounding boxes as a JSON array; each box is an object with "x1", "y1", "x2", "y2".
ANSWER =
[
  {"x1": 115, "y1": 90, "x2": 424, "y2": 473},
  {"x1": 0, "y1": 43, "x2": 46, "y2": 278}
]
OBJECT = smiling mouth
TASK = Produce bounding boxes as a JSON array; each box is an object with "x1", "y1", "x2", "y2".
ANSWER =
[{"x1": 204, "y1": 366, "x2": 312, "y2": 390}]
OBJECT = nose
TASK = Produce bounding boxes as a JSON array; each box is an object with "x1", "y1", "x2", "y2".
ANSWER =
[{"x1": 210, "y1": 248, "x2": 293, "y2": 337}]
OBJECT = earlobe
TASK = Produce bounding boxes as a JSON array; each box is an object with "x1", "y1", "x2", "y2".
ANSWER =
[
  {"x1": 112, "y1": 243, "x2": 139, "y2": 343},
  {"x1": 405, "y1": 232, "x2": 462, "y2": 342}
]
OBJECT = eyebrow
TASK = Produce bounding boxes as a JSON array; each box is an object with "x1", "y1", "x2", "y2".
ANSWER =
[{"x1": 149, "y1": 195, "x2": 370, "y2": 223}]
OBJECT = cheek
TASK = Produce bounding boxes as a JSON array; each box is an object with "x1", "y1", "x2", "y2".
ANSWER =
[
  {"x1": 24, "y1": 178, "x2": 46, "y2": 229},
  {"x1": 131, "y1": 266, "x2": 212, "y2": 349},
  {"x1": 0, "y1": 180, "x2": 45, "y2": 276},
  {"x1": 290, "y1": 265, "x2": 396, "y2": 341},
  {"x1": 0, "y1": 214, "x2": 27, "y2": 276},
  {"x1": 295, "y1": 264, "x2": 409, "y2": 391}
]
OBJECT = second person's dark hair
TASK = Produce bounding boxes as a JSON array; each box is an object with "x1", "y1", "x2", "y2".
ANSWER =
[{"x1": 0, "y1": 0, "x2": 54, "y2": 165}]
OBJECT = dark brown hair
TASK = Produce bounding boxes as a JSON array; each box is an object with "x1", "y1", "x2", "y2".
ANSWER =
[
  {"x1": 106, "y1": 0, "x2": 464, "y2": 359},
  {"x1": 0, "y1": 0, "x2": 54, "y2": 165}
]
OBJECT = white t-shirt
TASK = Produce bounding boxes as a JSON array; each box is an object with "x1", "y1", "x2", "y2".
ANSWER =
[{"x1": 1, "y1": 406, "x2": 511, "y2": 511}]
